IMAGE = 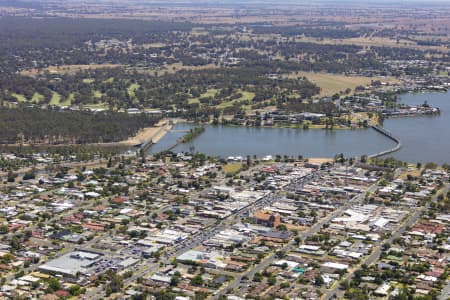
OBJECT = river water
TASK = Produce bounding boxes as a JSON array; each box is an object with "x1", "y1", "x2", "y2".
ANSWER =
[{"x1": 150, "y1": 91, "x2": 450, "y2": 164}]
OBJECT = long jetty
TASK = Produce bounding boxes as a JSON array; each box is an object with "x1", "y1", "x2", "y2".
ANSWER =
[{"x1": 368, "y1": 125, "x2": 402, "y2": 158}]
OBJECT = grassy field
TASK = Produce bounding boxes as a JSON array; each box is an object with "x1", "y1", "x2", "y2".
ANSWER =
[
  {"x1": 188, "y1": 98, "x2": 200, "y2": 104},
  {"x1": 103, "y1": 77, "x2": 114, "y2": 84},
  {"x1": 31, "y1": 92, "x2": 44, "y2": 103},
  {"x1": 216, "y1": 90, "x2": 255, "y2": 109},
  {"x1": 59, "y1": 93, "x2": 74, "y2": 107},
  {"x1": 49, "y1": 92, "x2": 62, "y2": 105},
  {"x1": 11, "y1": 93, "x2": 27, "y2": 102},
  {"x1": 82, "y1": 78, "x2": 95, "y2": 84},
  {"x1": 201, "y1": 89, "x2": 218, "y2": 98},
  {"x1": 128, "y1": 83, "x2": 140, "y2": 98},
  {"x1": 93, "y1": 90, "x2": 104, "y2": 98},
  {"x1": 188, "y1": 88, "x2": 218, "y2": 105},
  {"x1": 286, "y1": 72, "x2": 397, "y2": 97},
  {"x1": 158, "y1": 62, "x2": 218, "y2": 75},
  {"x1": 222, "y1": 163, "x2": 243, "y2": 176}
]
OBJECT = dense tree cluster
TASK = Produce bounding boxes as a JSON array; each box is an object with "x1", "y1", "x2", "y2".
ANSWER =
[{"x1": 0, "y1": 107, "x2": 159, "y2": 144}]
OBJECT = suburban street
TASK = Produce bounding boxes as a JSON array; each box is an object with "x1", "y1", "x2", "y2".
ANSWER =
[
  {"x1": 213, "y1": 178, "x2": 380, "y2": 299},
  {"x1": 323, "y1": 183, "x2": 450, "y2": 300}
]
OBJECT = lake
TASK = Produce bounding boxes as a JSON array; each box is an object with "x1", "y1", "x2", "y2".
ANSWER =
[
  {"x1": 383, "y1": 91, "x2": 450, "y2": 164},
  {"x1": 150, "y1": 124, "x2": 396, "y2": 159},
  {"x1": 150, "y1": 91, "x2": 450, "y2": 164}
]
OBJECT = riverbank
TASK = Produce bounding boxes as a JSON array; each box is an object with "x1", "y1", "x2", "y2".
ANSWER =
[{"x1": 119, "y1": 119, "x2": 172, "y2": 146}]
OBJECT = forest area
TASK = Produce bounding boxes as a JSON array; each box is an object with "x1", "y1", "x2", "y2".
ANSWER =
[{"x1": 0, "y1": 107, "x2": 159, "y2": 144}]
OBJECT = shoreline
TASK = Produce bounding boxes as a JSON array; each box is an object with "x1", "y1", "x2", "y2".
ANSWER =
[{"x1": 118, "y1": 119, "x2": 172, "y2": 146}]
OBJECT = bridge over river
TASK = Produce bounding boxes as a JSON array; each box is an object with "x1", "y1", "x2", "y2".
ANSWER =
[{"x1": 368, "y1": 125, "x2": 402, "y2": 158}]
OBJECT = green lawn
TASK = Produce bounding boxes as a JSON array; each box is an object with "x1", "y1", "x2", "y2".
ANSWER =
[
  {"x1": 216, "y1": 90, "x2": 255, "y2": 110},
  {"x1": 187, "y1": 89, "x2": 219, "y2": 106},
  {"x1": 93, "y1": 90, "x2": 103, "y2": 99},
  {"x1": 11, "y1": 93, "x2": 27, "y2": 102},
  {"x1": 103, "y1": 77, "x2": 114, "y2": 84},
  {"x1": 4, "y1": 102, "x2": 16, "y2": 108},
  {"x1": 188, "y1": 98, "x2": 201, "y2": 104},
  {"x1": 49, "y1": 92, "x2": 62, "y2": 105},
  {"x1": 201, "y1": 88, "x2": 218, "y2": 98},
  {"x1": 240, "y1": 91, "x2": 255, "y2": 101},
  {"x1": 31, "y1": 92, "x2": 45, "y2": 103},
  {"x1": 82, "y1": 78, "x2": 95, "y2": 84},
  {"x1": 60, "y1": 93, "x2": 74, "y2": 107},
  {"x1": 128, "y1": 83, "x2": 140, "y2": 98}
]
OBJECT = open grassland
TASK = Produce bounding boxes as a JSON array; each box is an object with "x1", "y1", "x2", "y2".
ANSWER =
[{"x1": 286, "y1": 72, "x2": 398, "y2": 97}]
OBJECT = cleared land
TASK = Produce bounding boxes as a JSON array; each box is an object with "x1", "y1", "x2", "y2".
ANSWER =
[
  {"x1": 286, "y1": 72, "x2": 398, "y2": 97},
  {"x1": 119, "y1": 119, "x2": 172, "y2": 146},
  {"x1": 307, "y1": 158, "x2": 334, "y2": 164},
  {"x1": 158, "y1": 62, "x2": 219, "y2": 75},
  {"x1": 222, "y1": 163, "x2": 243, "y2": 176}
]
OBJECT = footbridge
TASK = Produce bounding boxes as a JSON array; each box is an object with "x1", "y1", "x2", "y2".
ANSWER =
[{"x1": 368, "y1": 125, "x2": 402, "y2": 158}]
